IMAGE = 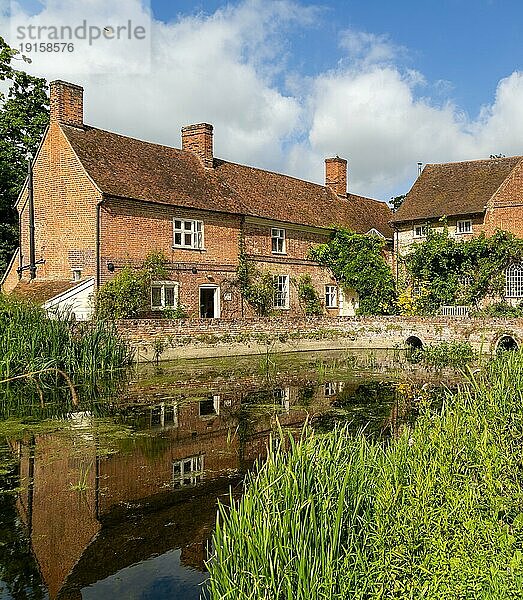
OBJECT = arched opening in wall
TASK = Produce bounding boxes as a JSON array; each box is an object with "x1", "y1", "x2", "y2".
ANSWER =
[
  {"x1": 405, "y1": 336, "x2": 423, "y2": 350},
  {"x1": 496, "y1": 335, "x2": 519, "y2": 353}
]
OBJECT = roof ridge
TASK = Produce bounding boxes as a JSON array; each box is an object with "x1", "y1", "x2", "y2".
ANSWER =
[{"x1": 425, "y1": 156, "x2": 523, "y2": 168}]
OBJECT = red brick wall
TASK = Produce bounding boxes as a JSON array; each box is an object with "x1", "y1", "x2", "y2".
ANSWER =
[
  {"x1": 17, "y1": 121, "x2": 100, "y2": 284},
  {"x1": 484, "y1": 161, "x2": 523, "y2": 235}
]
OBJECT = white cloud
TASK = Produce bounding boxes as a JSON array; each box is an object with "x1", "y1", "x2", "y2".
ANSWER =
[{"x1": 2, "y1": 0, "x2": 523, "y2": 201}]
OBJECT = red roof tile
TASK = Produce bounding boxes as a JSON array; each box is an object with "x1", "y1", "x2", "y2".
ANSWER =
[
  {"x1": 62, "y1": 125, "x2": 393, "y2": 237},
  {"x1": 392, "y1": 156, "x2": 522, "y2": 223},
  {"x1": 11, "y1": 280, "x2": 79, "y2": 304}
]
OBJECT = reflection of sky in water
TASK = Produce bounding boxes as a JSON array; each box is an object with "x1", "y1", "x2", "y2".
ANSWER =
[{"x1": 81, "y1": 549, "x2": 205, "y2": 600}]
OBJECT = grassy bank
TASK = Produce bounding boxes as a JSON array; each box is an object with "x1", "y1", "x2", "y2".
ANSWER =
[
  {"x1": 0, "y1": 294, "x2": 132, "y2": 383},
  {"x1": 208, "y1": 353, "x2": 523, "y2": 599}
]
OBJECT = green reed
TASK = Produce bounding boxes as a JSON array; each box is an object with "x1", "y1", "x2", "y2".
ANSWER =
[
  {"x1": 0, "y1": 294, "x2": 133, "y2": 385},
  {"x1": 207, "y1": 352, "x2": 523, "y2": 599}
]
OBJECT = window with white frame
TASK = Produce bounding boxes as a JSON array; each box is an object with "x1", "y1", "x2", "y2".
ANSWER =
[
  {"x1": 273, "y1": 275, "x2": 289, "y2": 309},
  {"x1": 273, "y1": 388, "x2": 290, "y2": 412},
  {"x1": 456, "y1": 219, "x2": 472, "y2": 235},
  {"x1": 325, "y1": 285, "x2": 338, "y2": 308},
  {"x1": 505, "y1": 264, "x2": 523, "y2": 298},
  {"x1": 151, "y1": 281, "x2": 179, "y2": 309},
  {"x1": 271, "y1": 228, "x2": 286, "y2": 254},
  {"x1": 173, "y1": 219, "x2": 204, "y2": 249},
  {"x1": 172, "y1": 454, "x2": 204, "y2": 488},
  {"x1": 413, "y1": 224, "x2": 427, "y2": 238}
]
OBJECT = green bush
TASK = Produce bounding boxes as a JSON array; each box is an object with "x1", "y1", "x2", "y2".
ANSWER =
[
  {"x1": 208, "y1": 352, "x2": 523, "y2": 599},
  {"x1": 472, "y1": 302, "x2": 523, "y2": 318},
  {"x1": 411, "y1": 340, "x2": 476, "y2": 369}
]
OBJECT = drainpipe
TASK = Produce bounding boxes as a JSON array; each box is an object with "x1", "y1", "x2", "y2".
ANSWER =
[
  {"x1": 240, "y1": 215, "x2": 245, "y2": 318},
  {"x1": 18, "y1": 211, "x2": 22, "y2": 279},
  {"x1": 27, "y1": 157, "x2": 36, "y2": 280},
  {"x1": 96, "y1": 198, "x2": 104, "y2": 289}
]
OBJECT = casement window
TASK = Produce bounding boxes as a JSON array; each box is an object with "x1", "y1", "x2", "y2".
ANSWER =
[
  {"x1": 273, "y1": 275, "x2": 290, "y2": 309},
  {"x1": 325, "y1": 285, "x2": 338, "y2": 308},
  {"x1": 456, "y1": 219, "x2": 472, "y2": 235},
  {"x1": 413, "y1": 224, "x2": 427, "y2": 238},
  {"x1": 505, "y1": 264, "x2": 523, "y2": 298},
  {"x1": 150, "y1": 402, "x2": 178, "y2": 428},
  {"x1": 151, "y1": 281, "x2": 179, "y2": 309},
  {"x1": 172, "y1": 454, "x2": 204, "y2": 488},
  {"x1": 72, "y1": 269, "x2": 82, "y2": 282},
  {"x1": 271, "y1": 228, "x2": 286, "y2": 254},
  {"x1": 173, "y1": 219, "x2": 204, "y2": 249}
]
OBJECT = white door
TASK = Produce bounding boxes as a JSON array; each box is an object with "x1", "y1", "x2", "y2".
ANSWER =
[{"x1": 339, "y1": 288, "x2": 359, "y2": 316}]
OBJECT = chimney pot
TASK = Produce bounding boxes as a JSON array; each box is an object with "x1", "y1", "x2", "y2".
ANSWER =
[
  {"x1": 181, "y1": 123, "x2": 214, "y2": 168},
  {"x1": 325, "y1": 157, "x2": 348, "y2": 196},
  {"x1": 49, "y1": 80, "x2": 83, "y2": 127}
]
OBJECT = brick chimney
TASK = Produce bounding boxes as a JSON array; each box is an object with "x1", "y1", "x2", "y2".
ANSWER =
[
  {"x1": 49, "y1": 80, "x2": 84, "y2": 127},
  {"x1": 325, "y1": 156, "x2": 348, "y2": 197},
  {"x1": 181, "y1": 123, "x2": 214, "y2": 168}
]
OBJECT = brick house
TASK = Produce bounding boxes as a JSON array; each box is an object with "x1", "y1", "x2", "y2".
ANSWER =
[
  {"x1": 391, "y1": 157, "x2": 523, "y2": 299},
  {"x1": 1, "y1": 80, "x2": 392, "y2": 319}
]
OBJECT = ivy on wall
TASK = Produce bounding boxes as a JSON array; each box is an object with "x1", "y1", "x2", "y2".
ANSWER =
[
  {"x1": 236, "y1": 240, "x2": 274, "y2": 316},
  {"x1": 308, "y1": 228, "x2": 396, "y2": 315},
  {"x1": 296, "y1": 274, "x2": 323, "y2": 316},
  {"x1": 402, "y1": 228, "x2": 523, "y2": 314},
  {"x1": 95, "y1": 251, "x2": 169, "y2": 320}
]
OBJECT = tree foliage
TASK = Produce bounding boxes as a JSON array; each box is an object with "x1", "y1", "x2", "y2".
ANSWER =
[
  {"x1": 308, "y1": 228, "x2": 396, "y2": 315},
  {"x1": 404, "y1": 227, "x2": 523, "y2": 314},
  {"x1": 0, "y1": 36, "x2": 49, "y2": 275}
]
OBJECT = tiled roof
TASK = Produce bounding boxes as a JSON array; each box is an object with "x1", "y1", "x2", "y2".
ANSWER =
[
  {"x1": 62, "y1": 125, "x2": 393, "y2": 237},
  {"x1": 11, "y1": 280, "x2": 79, "y2": 304},
  {"x1": 392, "y1": 156, "x2": 523, "y2": 223}
]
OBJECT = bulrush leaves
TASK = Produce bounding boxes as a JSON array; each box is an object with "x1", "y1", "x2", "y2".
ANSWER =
[{"x1": 207, "y1": 352, "x2": 523, "y2": 599}]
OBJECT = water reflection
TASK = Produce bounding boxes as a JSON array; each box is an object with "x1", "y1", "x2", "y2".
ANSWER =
[{"x1": 0, "y1": 350, "x2": 457, "y2": 600}]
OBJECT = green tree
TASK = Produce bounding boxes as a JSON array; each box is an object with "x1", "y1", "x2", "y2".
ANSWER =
[
  {"x1": 308, "y1": 228, "x2": 397, "y2": 315},
  {"x1": 0, "y1": 36, "x2": 49, "y2": 275},
  {"x1": 390, "y1": 194, "x2": 406, "y2": 212}
]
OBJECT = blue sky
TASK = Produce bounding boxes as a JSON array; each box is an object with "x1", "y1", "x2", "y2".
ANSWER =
[
  {"x1": 151, "y1": 0, "x2": 522, "y2": 118},
  {"x1": 4, "y1": 0, "x2": 523, "y2": 199}
]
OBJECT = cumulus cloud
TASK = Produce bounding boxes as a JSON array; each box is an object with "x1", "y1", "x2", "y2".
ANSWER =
[{"x1": 2, "y1": 0, "x2": 523, "y2": 200}]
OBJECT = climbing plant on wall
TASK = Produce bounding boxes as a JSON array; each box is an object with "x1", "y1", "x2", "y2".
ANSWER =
[
  {"x1": 95, "y1": 251, "x2": 169, "y2": 320},
  {"x1": 403, "y1": 228, "x2": 523, "y2": 314},
  {"x1": 308, "y1": 228, "x2": 396, "y2": 315},
  {"x1": 296, "y1": 274, "x2": 323, "y2": 316},
  {"x1": 236, "y1": 239, "x2": 274, "y2": 316}
]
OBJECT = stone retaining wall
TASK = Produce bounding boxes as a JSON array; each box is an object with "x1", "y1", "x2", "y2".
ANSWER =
[{"x1": 117, "y1": 316, "x2": 523, "y2": 362}]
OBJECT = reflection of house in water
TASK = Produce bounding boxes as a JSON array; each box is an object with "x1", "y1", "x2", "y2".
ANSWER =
[{"x1": 10, "y1": 385, "x2": 324, "y2": 600}]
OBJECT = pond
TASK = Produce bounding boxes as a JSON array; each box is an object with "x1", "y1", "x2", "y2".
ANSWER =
[{"x1": 0, "y1": 350, "x2": 460, "y2": 600}]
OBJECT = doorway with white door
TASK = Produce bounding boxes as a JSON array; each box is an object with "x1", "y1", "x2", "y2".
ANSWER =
[{"x1": 199, "y1": 285, "x2": 220, "y2": 318}]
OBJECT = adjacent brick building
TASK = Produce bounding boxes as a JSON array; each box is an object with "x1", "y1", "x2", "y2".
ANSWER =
[
  {"x1": 391, "y1": 157, "x2": 523, "y2": 297},
  {"x1": 1, "y1": 80, "x2": 392, "y2": 319}
]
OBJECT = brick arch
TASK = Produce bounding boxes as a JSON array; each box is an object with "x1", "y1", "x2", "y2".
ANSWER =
[
  {"x1": 405, "y1": 335, "x2": 423, "y2": 350},
  {"x1": 493, "y1": 334, "x2": 519, "y2": 353}
]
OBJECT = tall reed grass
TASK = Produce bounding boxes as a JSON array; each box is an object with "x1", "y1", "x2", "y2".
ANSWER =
[
  {"x1": 207, "y1": 352, "x2": 523, "y2": 599},
  {"x1": 0, "y1": 294, "x2": 133, "y2": 383}
]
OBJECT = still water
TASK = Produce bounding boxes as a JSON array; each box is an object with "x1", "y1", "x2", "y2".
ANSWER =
[{"x1": 0, "y1": 350, "x2": 457, "y2": 600}]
